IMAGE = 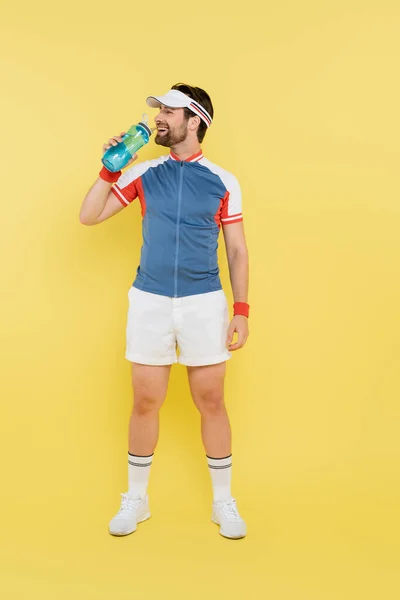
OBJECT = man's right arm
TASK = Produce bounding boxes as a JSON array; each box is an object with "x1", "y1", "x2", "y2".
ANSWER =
[
  {"x1": 79, "y1": 132, "x2": 137, "y2": 226},
  {"x1": 79, "y1": 178, "x2": 124, "y2": 226}
]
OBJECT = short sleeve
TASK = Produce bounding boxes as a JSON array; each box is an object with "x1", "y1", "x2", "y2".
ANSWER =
[
  {"x1": 110, "y1": 166, "x2": 140, "y2": 207},
  {"x1": 221, "y1": 175, "x2": 243, "y2": 225}
]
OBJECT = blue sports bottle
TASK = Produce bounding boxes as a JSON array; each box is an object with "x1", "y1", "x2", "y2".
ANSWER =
[{"x1": 102, "y1": 115, "x2": 155, "y2": 172}]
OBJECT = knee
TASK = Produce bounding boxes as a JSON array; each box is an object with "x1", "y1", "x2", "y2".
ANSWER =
[
  {"x1": 195, "y1": 390, "x2": 226, "y2": 417},
  {"x1": 133, "y1": 393, "x2": 161, "y2": 416}
]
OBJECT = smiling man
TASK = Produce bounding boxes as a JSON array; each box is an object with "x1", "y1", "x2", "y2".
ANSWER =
[{"x1": 80, "y1": 83, "x2": 250, "y2": 539}]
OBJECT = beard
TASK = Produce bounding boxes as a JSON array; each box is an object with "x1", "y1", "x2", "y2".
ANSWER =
[{"x1": 155, "y1": 122, "x2": 188, "y2": 147}]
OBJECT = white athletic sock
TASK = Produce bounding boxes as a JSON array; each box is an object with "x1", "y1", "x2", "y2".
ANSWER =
[
  {"x1": 207, "y1": 454, "x2": 233, "y2": 502},
  {"x1": 128, "y1": 452, "x2": 154, "y2": 498}
]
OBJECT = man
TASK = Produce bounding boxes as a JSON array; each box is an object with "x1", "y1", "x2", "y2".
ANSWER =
[{"x1": 80, "y1": 83, "x2": 250, "y2": 539}]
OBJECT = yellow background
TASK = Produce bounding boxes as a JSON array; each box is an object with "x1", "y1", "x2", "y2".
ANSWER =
[{"x1": 1, "y1": 0, "x2": 399, "y2": 598}]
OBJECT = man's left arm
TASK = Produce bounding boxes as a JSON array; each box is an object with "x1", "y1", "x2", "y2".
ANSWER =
[{"x1": 222, "y1": 221, "x2": 249, "y2": 351}]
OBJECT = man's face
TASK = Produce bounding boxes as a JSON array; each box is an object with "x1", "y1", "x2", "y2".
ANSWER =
[{"x1": 154, "y1": 105, "x2": 189, "y2": 147}]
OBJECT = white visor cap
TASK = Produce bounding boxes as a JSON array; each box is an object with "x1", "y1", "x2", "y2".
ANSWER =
[{"x1": 146, "y1": 89, "x2": 212, "y2": 128}]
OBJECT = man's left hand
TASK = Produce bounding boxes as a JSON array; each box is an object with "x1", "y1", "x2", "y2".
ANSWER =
[{"x1": 226, "y1": 315, "x2": 249, "y2": 351}]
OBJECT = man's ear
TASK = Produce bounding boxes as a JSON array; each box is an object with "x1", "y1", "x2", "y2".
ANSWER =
[{"x1": 188, "y1": 115, "x2": 201, "y2": 131}]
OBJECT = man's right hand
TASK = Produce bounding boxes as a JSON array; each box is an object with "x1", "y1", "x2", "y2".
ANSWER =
[{"x1": 102, "y1": 132, "x2": 138, "y2": 168}]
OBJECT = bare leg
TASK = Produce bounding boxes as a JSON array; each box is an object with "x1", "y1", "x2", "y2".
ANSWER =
[
  {"x1": 128, "y1": 363, "x2": 171, "y2": 455},
  {"x1": 187, "y1": 362, "x2": 231, "y2": 457}
]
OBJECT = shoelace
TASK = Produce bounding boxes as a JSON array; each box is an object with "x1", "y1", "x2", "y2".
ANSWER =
[
  {"x1": 217, "y1": 499, "x2": 242, "y2": 521},
  {"x1": 116, "y1": 493, "x2": 142, "y2": 518}
]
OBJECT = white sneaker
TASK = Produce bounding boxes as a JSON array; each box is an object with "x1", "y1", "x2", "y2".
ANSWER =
[
  {"x1": 212, "y1": 498, "x2": 247, "y2": 539},
  {"x1": 109, "y1": 493, "x2": 151, "y2": 536}
]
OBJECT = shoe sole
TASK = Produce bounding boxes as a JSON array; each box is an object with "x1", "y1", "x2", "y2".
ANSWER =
[
  {"x1": 109, "y1": 512, "x2": 151, "y2": 537},
  {"x1": 211, "y1": 517, "x2": 246, "y2": 539}
]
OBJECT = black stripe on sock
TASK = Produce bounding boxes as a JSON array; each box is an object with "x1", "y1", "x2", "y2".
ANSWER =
[
  {"x1": 208, "y1": 463, "x2": 232, "y2": 470},
  {"x1": 128, "y1": 452, "x2": 154, "y2": 458},
  {"x1": 128, "y1": 461, "x2": 152, "y2": 468},
  {"x1": 206, "y1": 454, "x2": 232, "y2": 460}
]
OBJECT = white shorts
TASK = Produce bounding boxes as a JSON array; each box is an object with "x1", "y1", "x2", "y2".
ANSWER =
[{"x1": 125, "y1": 287, "x2": 232, "y2": 366}]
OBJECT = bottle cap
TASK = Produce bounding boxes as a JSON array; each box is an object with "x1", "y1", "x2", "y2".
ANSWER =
[{"x1": 137, "y1": 121, "x2": 152, "y2": 137}]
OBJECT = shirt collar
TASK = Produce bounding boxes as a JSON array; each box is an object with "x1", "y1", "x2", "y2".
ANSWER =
[{"x1": 169, "y1": 150, "x2": 204, "y2": 163}]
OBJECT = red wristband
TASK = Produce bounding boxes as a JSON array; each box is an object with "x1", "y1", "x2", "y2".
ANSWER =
[
  {"x1": 99, "y1": 165, "x2": 121, "y2": 183},
  {"x1": 233, "y1": 302, "x2": 250, "y2": 318}
]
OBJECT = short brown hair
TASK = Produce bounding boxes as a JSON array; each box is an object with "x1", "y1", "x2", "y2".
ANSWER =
[{"x1": 171, "y1": 83, "x2": 214, "y2": 143}]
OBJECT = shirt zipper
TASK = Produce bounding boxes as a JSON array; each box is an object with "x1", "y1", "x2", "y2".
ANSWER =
[{"x1": 174, "y1": 161, "x2": 184, "y2": 297}]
